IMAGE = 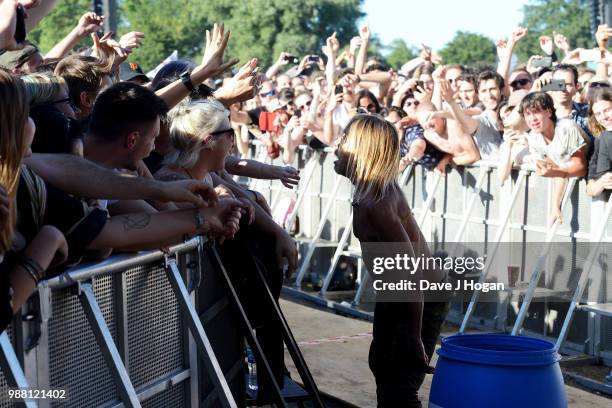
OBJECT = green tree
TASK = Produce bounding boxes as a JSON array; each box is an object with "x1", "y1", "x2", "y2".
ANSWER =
[
  {"x1": 439, "y1": 31, "x2": 497, "y2": 66},
  {"x1": 120, "y1": 0, "x2": 364, "y2": 71},
  {"x1": 384, "y1": 38, "x2": 416, "y2": 69},
  {"x1": 514, "y1": 0, "x2": 591, "y2": 63},
  {"x1": 28, "y1": 0, "x2": 91, "y2": 53},
  {"x1": 121, "y1": 0, "x2": 210, "y2": 70}
]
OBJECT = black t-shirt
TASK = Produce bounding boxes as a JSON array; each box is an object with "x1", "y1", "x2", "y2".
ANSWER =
[
  {"x1": 14, "y1": 165, "x2": 108, "y2": 266},
  {"x1": 143, "y1": 151, "x2": 166, "y2": 175}
]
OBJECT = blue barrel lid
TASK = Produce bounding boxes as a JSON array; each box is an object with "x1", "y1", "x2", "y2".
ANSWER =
[{"x1": 437, "y1": 334, "x2": 561, "y2": 367}]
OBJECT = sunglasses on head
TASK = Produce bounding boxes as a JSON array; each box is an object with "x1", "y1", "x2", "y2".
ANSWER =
[
  {"x1": 510, "y1": 78, "x2": 531, "y2": 89},
  {"x1": 259, "y1": 90, "x2": 275, "y2": 98}
]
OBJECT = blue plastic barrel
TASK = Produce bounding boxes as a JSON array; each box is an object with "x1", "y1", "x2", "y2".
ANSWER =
[{"x1": 429, "y1": 334, "x2": 567, "y2": 408}]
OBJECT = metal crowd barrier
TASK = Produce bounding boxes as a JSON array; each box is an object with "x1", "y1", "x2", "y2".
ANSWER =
[
  {"x1": 0, "y1": 238, "x2": 244, "y2": 407},
  {"x1": 244, "y1": 142, "x2": 612, "y2": 366}
]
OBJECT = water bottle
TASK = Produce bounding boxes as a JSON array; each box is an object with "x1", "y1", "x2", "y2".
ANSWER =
[{"x1": 247, "y1": 348, "x2": 258, "y2": 391}]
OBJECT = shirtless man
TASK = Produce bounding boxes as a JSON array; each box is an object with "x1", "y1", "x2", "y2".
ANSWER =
[
  {"x1": 333, "y1": 114, "x2": 448, "y2": 407},
  {"x1": 415, "y1": 79, "x2": 481, "y2": 173}
]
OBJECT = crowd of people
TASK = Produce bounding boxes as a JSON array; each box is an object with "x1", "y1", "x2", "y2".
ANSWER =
[{"x1": 2, "y1": 1, "x2": 612, "y2": 407}]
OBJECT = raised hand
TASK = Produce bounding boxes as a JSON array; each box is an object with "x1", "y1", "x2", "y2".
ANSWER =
[
  {"x1": 0, "y1": 0, "x2": 22, "y2": 51},
  {"x1": 510, "y1": 27, "x2": 528, "y2": 44},
  {"x1": 215, "y1": 58, "x2": 259, "y2": 105},
  {"x1": 359, "y1": 23, "x2": 370, "y2": 41},
  {"x1": 553, "y1": 31, "x2": 569, "y2": 53},
  {"x1": 439, "y1": 79, "x2": 454, "y2": 103},
  {"x1": 119, "y1": 31, "x2": 144, "y2": 55},
  {"x1": 596, "y1": 24, "x2": 612, "y2": 49},
  {"x1": 496, "y1": 39, "x2": 508, "y2": 60},
  {"x1": 349, "y1": 36, "x2": 362, "y2": 54},
  {"x1": 76, "y1": 12, "x2": 104, "y2": 36},
  {"x1": 539, "y1": 35, "x2": 554, "y2": 56},
  {"x1": 200, "y1": 22, "x2": 239, "y2": 76}
]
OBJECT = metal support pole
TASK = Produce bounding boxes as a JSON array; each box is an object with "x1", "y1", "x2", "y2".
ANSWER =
[
  {"x1": 295, "y1": 176, "x2": 343, "y2": 287},
  {"x1": 320, "y1": 213, "x2": 354, "y2": 296},
  {"x1": 555, "y1": 194, "x2": 612, "y2": 350},
  {"x1": 459, "y1": 170, "x2": 527, "y2": 333},
  {"x1": 352, "y1": 265, "x2": 369, "y2": 307},
  {"x1": 78, "y1": 282, "x2": 141, "y2": 408},
  {"x1": 0, "y1": 332, "x2": 37, "y2": 408},
  {"x1": 286, "y1": 152, "x2": 320, "y2": 233},
  {"x1": 511, "y1": 177, "x2": 577, "y2": 335},
  {"x1": 164, "y1": 259, "x2": 237, "y2": 408},
  {"x1": 417, "y1": 172, "x2": 443, "y2": 228}
]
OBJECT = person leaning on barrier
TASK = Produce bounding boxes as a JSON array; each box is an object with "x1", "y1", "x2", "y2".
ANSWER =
[
  {"x1": 586, "y1": 87, "x2": 612, "y2": 199},
  {"x1": 0, "y1": 69, "x2": 68, "y2": 335},
  {"x1": 155, "y1": 97, "x2": 297, "y2": 405},
  {"x1": 519, "y1": 91, "x2": 589, "y2": 225}
]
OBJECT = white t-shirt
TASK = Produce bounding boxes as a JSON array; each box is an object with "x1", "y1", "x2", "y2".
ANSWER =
[{"x1": 525, "y1": 119, "x2": 587, "y2": 168}]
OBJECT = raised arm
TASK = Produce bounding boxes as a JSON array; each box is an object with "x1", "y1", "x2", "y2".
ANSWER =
[
  {"x1": 45, "y1": 12, "x2": 104, "y2": 59},
  {"x1": 497, "y1": 27, "x2": 528, "y2": 95},
  {"x1": 155, "y1": 23, "x2": 240, "y2": 109},
  {"x1": 440, "y1": 79, "x2": 479, "y2": 135},
  {"x1": 354, "y1": 23, "x2": 370, "y2": 76}
]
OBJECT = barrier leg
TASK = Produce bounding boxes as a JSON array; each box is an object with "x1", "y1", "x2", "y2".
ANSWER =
[
  {"x1": 320, "y1": 213, "x2": 354, "y2": 296},
  {"x1": 286, "y1": 152, "x2": 320, "y2": 233},
  {"x1": 417, "y1": 173, "x2": 443, "y2": 228},
  {"x1": 205, "y1": 245, "x2": 288, "y2": 408},
  {"x1": 352, "y1": 264, "x2": 369, "y2": 307},
  {"x1": 164, "y1": 258, "x2": 237, "y2": 408},
  {"x1": 0, "y1": 331, "x2": 37, "y2": 408},
  {"x1": 247, "y1": 250, "x2": 325, "y2": 408},
  {"x1": 295, "y1": 176, "x2": 343, "y2": 287},
  {"x1": 511, "y1": 178, "x2": 577, "y2": 335},
  {"x1": 555, "y1": 194, "x2": 612, "y2": 350},
  {"x1": 78, "y1": 282, "x2": 141, "y2": 408},
  {"x1": 459, "y1": 171, "x2": 527, "y2": 333}
]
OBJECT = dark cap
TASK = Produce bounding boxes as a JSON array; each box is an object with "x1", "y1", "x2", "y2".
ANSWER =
[
  {"x1": 119, "y1": 61, "x2": 149, "y2": 83},
  {"x1": 0, "y1": 43, "x2": 39, "y2": 70}
]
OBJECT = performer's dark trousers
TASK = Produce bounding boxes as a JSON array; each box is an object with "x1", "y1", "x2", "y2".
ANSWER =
[{"x1": 369, "y1": 300, "x2": 449, "y2": 407}]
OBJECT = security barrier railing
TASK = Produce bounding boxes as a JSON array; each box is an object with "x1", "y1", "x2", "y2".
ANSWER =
[
  {"x1": 245, "y1": 142, "x2": 612, "y2": 366},
  {"x1": 0, "y1": 238, "x2": 244, "y2": 407}
]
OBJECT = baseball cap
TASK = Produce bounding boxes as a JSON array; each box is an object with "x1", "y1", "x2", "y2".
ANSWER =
[{"x1": 119, "y1": 61, "x2": 150, "y2": 83}]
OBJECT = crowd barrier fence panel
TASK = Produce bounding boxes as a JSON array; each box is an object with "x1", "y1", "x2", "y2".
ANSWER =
[{"x1": 0, "y1": 238, "x2": 243, "y2": 407}]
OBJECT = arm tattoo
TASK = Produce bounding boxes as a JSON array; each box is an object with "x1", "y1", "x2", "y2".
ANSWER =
[{"x1": 116, "y1": 214, "x2": 151, "y2": 231}]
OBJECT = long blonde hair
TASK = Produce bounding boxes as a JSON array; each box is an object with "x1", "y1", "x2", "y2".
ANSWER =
[
  {"x1": 341, "y1": 114, "x2": 400, "y2": 203},
  {"x1": 0, "y1": 70, "x2": 28, "y2": 253}
]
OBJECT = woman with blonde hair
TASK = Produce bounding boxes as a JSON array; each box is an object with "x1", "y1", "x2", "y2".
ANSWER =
[
  {"x1": 156, "y1": 98, "x2": 295, "y2": 403},
  {"x1": 334, "y1": 114, "x2": 448, "y2": 407},
  {"x1": 0, "y1": 69, "x2": 69, "y2": 334}
]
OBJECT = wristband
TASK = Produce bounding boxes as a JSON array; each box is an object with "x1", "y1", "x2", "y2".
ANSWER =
[
  {"x1": 180, "y1": 71, "x2": 196, "y2": 93},
  {"x1": 19, "y1": 254, "x2": 45, "y2": 284},
  {"x1": 193, "y1": 208, "x2": 204, "y2": 232}
]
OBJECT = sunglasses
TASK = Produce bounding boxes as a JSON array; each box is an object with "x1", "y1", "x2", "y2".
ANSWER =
[
  {"x1": 49, "y1": 97, "x2": 78, "y2": 111},
  {"x1": 259, "y1": 90, "x2": 275, "y2": 98},
  {"x1": 590, "y1": 82, "x2": 611, "y2": 89},
  {"x1": 510, "y1": 78, "x2": 531, "y2": 89},
  {"x1": 361, "y1": 104, "x2": 377, "y2": 112},
  {"x1": 404, "y1": 100, "x2": 420, "y2": 108},
  {"x1": 297, "y1": 100, "x2": 312, "y2": 110},
  {"x1": 209, "y1": 128, "x2": 235, "y2": 140}
]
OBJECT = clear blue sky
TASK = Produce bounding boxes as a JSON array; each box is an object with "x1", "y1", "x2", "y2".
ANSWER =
[{"x1": 362, "y1": 0, "x2": 529, "y2": 52}]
